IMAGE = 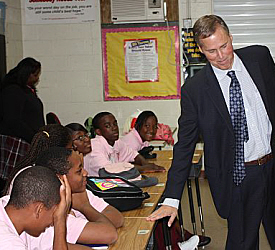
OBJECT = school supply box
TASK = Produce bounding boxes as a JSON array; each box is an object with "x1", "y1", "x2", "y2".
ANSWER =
[{"x1": 86, "y1": 176, "x2": 150, "y2": 211}]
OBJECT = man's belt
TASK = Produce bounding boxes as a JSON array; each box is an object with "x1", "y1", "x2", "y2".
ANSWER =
[{"x1": 244, "y1": 153, "x2": 273, "y2": 166}]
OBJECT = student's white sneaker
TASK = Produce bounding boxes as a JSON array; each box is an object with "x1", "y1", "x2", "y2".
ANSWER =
[{"x1": 178, "y1": 235, "x2": 200, "y2": 250}]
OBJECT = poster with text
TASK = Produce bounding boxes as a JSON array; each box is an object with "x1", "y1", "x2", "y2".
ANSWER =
[
  {"x1": 102, "y1": 26, "x2": 180, "y2": 101},
  {"x1": 124, "y1": 38, "x2": 159, "y2": 83},
  {"x1": 25, "y1": 0, "x2": 96, "y2": 24}
]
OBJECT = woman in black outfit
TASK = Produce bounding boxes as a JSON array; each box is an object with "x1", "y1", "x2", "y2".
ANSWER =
[{"x1": 0, "y1": 57, "x2": 45, "y2": 193}]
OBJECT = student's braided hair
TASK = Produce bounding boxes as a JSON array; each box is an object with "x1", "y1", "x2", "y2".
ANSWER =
[
  {"x1": 3, "y1": 124, "x2": 71, "y2": 195},
  {"x1": 134, "y1": 111, "x2": 158, "y2": 133},
  {"x1": 36, "y1": 147, "x2": 73, "y2": 176}
]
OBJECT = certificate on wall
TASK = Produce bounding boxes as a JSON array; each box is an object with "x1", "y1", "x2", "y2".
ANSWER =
[
  {"x1": 102, "y1": 25, "x2": 180, "y2": 101},
  {"x1": 124, "y1": 38, "x2": 159, "y2": 83}
]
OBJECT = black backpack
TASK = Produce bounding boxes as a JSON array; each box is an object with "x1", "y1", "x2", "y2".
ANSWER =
[{"x1": 86, "y1": 176, "x2": 150, "y2": 211}]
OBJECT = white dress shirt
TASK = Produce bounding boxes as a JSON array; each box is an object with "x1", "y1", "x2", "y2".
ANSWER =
[{"x1": 163, "y1": 53, "x2": 272, "y2": 209}]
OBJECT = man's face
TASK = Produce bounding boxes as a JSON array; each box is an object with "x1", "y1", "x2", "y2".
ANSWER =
[
  {"x1": 96, "y1": 114, "x2": 119, "y2": 146},
  {"x1": 138, "y1": 116, "x2": 158, "y2": 142},
  {"x1": 199, "y1": 26, "x2": 234, "y2": 70},
  {"x1": 66, "y1": 151, "x2": 88, "y2": 193}
]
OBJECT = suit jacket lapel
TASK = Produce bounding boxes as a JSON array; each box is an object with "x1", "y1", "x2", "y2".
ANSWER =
[
  {"x1": 239, "y1": 58, "x2": 270, "y2": 113},
  {"x1": 204, "y1": 64, "x2": 234, "y2": 136}
]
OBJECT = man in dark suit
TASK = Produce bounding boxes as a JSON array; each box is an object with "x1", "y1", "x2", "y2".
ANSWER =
[{"x1": 147, "y1": 15, "x2": 275, "y2": 249}]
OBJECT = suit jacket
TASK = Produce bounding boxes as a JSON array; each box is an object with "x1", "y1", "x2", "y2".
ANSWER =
[{"x1": 165, "y1": 45, "x2": 275, "y2": 219}]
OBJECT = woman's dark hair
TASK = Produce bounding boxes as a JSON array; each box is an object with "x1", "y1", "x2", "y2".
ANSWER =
[
  {"x1": 3, "y1": 124, "x2": 71, "y2": 195},
  {"x1": 1, "y1": 57, "x2": 41, "y2": 90},
  {"x1": 135, "y1": 111, "x2": 158, "y2": 132}
]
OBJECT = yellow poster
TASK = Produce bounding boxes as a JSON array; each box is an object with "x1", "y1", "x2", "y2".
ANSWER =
[{"x1": 102, "y1": 26, "x2": 180, "y2": 101}]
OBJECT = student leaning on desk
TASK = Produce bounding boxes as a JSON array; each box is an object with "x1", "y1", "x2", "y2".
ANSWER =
[
  {"x1": 36, "y1": 146, "x2": 121, "y2": 245},
  {"x1": 66, "y1": 113, "x2": 165, "y2": 177},
  {"x1": 121, "y1": 110, "x2": 158, "y2": 151},
  {"x1": 4, "y1": 125, "x2": 121, "y2": 248},
  {"x1": 0, "y1": 166, "x2": 71, "y2": 250}
]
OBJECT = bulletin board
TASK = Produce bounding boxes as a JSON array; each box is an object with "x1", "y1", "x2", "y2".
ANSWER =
[
  {"x1": 182, "y1": 28, "x2": 206, "y2": 64},
  {"x1": 102, "y1": 26, "x2": 180, "y2": 101}
]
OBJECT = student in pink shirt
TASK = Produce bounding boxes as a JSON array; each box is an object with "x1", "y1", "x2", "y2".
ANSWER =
[
  {"x1": 36, "y1": 147, "x2": 120, "y2": 244},
  {"x1": 121, "y1": 110, "x2": 158, "y2": 151},
  {"x1": 4, "y1": 125, "x2": 118, "y2": 247},
  {"x1": 69, "y1": 112, "x2": 165, "y2": 176},
  {"x1": 0, "y1": 166, "x2": 71, "y2": 250},
  {"x1": 6, "y1": 167, "x2": 90, "y2": 249}
]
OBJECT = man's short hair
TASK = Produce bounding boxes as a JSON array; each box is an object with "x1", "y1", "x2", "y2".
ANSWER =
[
  {"x1": 8, "y1": 166, "x2": 61, "y2": 209},
  {"x1": 35, "y1": 147, "x2": 73, "y2": 175},
  {"x1": 193, "y1": 15, "x2": 230, "y2": 46},
  {"x1": 92, "y1": 112, "x2": 112, "y2": 130}
]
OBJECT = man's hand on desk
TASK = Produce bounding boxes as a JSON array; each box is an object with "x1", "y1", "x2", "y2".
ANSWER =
[
  {"x1": 146, "y1": 205, "x2": 177, "y2": 227},
  {"x1": 136, "y1": 163, "x2": 166, "y2": 173}
]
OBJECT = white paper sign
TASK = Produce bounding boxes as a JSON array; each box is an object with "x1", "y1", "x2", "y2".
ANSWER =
[
  {"x1": 124, "y1": 38, "x2": 159, "y2": 83},
  {"x1": 25, "y1": 0, "x2": 96, "y2": 24},
  {"x1": 137, "y1": 230, "x2": 150, "y2": 235}
]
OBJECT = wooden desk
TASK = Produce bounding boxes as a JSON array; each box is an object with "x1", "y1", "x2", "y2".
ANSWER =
[
  {"x1": 109, "y1": 218, "x2": 155, "y2": 250},
  {"x1": 149, "y1": 140, "x2": 166, "y2": 151},
  {"x1": 122, "y1": 193, "x2": 161, "y2": 218},
  {"x1": 142, "y1": 161, "x2": 169, "y2": 194},
  {"x1": 109, "y1": 149, "x2": 204, "y2": 250},
  {"x1": 192, "y1": 149, "x2": 203, "y2": 164},
  {"x1": 149, "y1": 127, "x2": 177, "y2": 150},
  {"x1": 143, "y1": 150, "x2": 203, "y2": 194},
  {"x1": 142, "y1": 177, "x2": 166, "y2": 194},
  {"x1": 151, "y1": 149, "x2": 203, "y2": 164},
  {"x1": 152, "y1": 150, "x2": 173, "y2": 161}
]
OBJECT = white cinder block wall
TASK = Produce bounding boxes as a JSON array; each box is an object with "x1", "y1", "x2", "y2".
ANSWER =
[
  {"x1": 4, "y1": 0, "x2": 23, "y2": 70},
  {"x1": 5, "y1": 0, "x2": 212, "y2": 142}
]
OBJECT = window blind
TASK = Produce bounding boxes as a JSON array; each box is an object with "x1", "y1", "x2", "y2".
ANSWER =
[{"x1": 213, "y1": 0, "x2": 275, "y2": 58}]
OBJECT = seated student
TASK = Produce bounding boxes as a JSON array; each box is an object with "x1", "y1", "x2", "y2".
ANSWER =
[
  {"x1": 0, "y1": 166, "x2": 71, "y2": 250},
  {"x1": 36, "y1": 147, "x2": 119, "y2": 244},
  {"x1": 121, "y1": 110, "x2": 158, "y2": 151},
  {"x1": 3, "y1": 124, "x2": 72, "y2": 196},
  {"x1": 78, "y1": 112, "x2": 165, "y2": 176},
  {"x1": 65, "y1": 123, "x2": 92, "y2": 157},
  {"x1": 4, "y1": 126, "x2": 118, "y2": 246}
]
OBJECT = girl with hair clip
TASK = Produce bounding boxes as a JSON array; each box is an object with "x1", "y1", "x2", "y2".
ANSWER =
[
  {"x1": 0, "y1": 57, "x2": 44, "y2": 192},
  {"x1": 3, "y1": 124, "x2": 72, "y2": 196},
  {"x1": 3, "y1": 124, "x2": 119, "y2": 248}
]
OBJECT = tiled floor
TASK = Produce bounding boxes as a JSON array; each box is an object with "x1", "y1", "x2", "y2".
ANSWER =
[{"x1": 180, "y1": 178, "x2": 270, "y2": 249}]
